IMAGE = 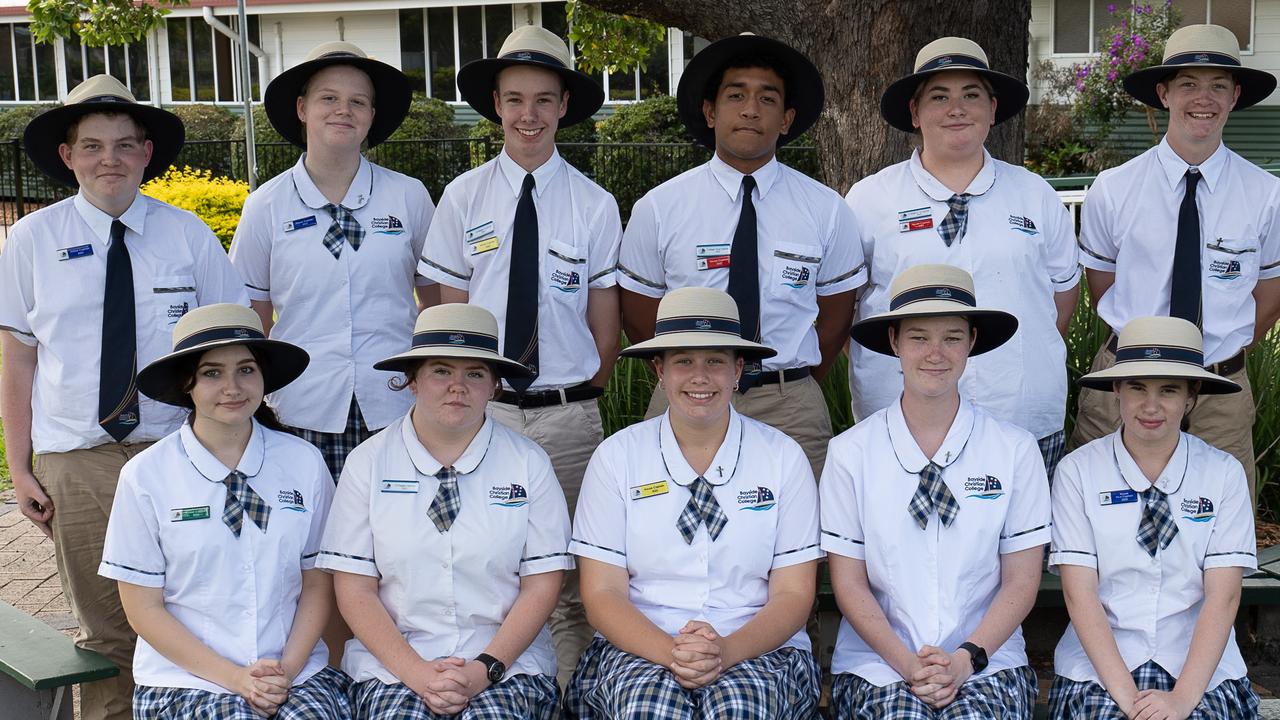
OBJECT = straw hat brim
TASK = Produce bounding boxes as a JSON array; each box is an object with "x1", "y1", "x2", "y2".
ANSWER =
[
  {"x1": 675, "y1": 34, "x2": 824, "y2": 149},
  {"x1": 373, "y1": 346, "x2": 534, "y2": 380},
  {"x1": 850, "y1": 304, "x2": 1019, "y2": 357},
  {"x1": 880, "y1": 66, "x2": 1029, "y2": 134},
  {"x1": 1123, "y1": 63, "x2": 1276, "y2": 111},
  {"x1": 1078, "y1": 362, "x2": 1241, "y2": 394},
  {"x1": 23, "y1": 102, "x2": 185, "y2": 187},
  {"x1": 137, "y1": 337, "x2": 310, "y2": 407},
  {"x1": 619, "y1": 333, "x2": 777, "y2": 361},
  {"x1": 456, "y1": 57, "x2": 604, "y2": 128},
  {"x1": 264, "y1": 55, "x2": 412, "y2": 149}
]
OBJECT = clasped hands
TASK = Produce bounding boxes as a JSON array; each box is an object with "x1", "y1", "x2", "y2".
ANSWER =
[
  {"x1": 905, "y1": 645, "x2": 973, "y2": 709},
  {"x1": 406, "y1": 655, "x2": 493, "y2": 715},
  {"x1": 232, "y1": 659, "x2": 292, "y2": 718},
  {"x1": 668, "y1": 620, "x2": 727, "y2": 689}
]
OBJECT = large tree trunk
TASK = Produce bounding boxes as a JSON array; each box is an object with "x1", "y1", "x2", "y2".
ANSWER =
[{"x1": 587, "y1": 0, "x2": 1030, "y2": 194}]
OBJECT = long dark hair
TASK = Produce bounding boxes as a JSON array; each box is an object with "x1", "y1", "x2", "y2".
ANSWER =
[{"x1": 176, "y1": 345, "x2": 289, "y2": 432}]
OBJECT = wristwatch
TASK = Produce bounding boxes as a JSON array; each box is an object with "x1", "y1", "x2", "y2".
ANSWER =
[
  {"x1": 475, "y1": 653, "x2": 506, "y2": 683},
  {"x1": 958, "y1": 642, "x2": 988, "y2": 673}
]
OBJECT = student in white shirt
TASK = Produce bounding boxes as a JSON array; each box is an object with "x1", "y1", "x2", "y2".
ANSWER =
[
  {"x1": 822, "y1": 264, "x2": 1050, "y2": 719},
  {"x1": 566, "y1": 287, "x2": 823, "y2": 719},
  {"x1": 318, "y1": 304, "x2": 571, "y2": 719},
  {"x1": 1048, "y1": 316, "x2": 1259, "y2": 719},
  {"x1": 845, "y1": 37, "x2": 1079, "y2": 480},
  {"x1": 230, "y1": 41, "x2": 436, "y2": 481},
  {"x1": 99, "y1": 304, "x2": 348, "y2": 719}
]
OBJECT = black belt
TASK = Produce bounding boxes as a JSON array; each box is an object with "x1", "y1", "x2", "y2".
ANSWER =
[
  {"x1": 744, "y1": 366, "x2": 811, "y2": 389},
  {"x1": 1105, "y1": 335, "x2": 1245, "y2": 377},
  {"x1": 496, "y1": 383, "x2": 603, "y2": 408}
]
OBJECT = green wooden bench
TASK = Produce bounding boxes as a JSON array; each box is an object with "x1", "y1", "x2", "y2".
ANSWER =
[{"x1": 0, "y1": 601, "x2": 118, "y2": 720}]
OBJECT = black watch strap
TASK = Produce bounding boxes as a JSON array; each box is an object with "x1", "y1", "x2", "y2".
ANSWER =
[
  {"x1": 958, "y1": 642, "x2": 988, "y2": 673},
  {"x1": 475, "y1": 653, "x2": 506, "y2": 682}
]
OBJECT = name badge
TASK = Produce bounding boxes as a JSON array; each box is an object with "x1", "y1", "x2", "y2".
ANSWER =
[
  {"x1": 1099, "y1": 489, "x2": 1138, "y2": 506},
  {"x1": 470, "y1": 237, "x2": 500, "y2": 255},
  {"x1": 283, "y1": 215, "x2": 317, "y2": 233},
  {"x1": 57, "y1": 244, "x2": 94, "y2": 261},
  {"x1": 697, "y1": 256, "x2": 730, "y2": 270},
  {"x1": 696, "y1": 243, "x2": 731, "y2": 271},
  {"x1": 465, "y1": 221, "x2": 495, "y2": 243},
  {"x1": 170, "y1": 505, "x2": 211, "y2": 522},
  {"x1": 898, "y1": 206, "x2": 933, "y2": 233},
  {"x1": 381, "y1": 480, "x2": 420, "y2": 494},
  {"x1": 630, "y1": 480, "x2": 669, "y2": 500}
]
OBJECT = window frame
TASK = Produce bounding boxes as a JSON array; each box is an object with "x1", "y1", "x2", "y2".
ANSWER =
[{"x1": 1049, "y1": 0, "x2": 1256, "y2": 57}]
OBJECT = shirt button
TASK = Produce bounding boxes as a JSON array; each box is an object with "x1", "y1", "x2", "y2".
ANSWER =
[
  {"x1": 243, "y1": 610, "x2": 252, "y2": 617},
  {"x1": 444, "y1": 607, "x2": 454, "y2": 616},
  {"x1": 441, "y1": 562, "x2": 449, "y2": 569}
]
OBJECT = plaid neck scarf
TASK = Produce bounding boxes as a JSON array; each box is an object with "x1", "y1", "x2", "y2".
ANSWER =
[
  {"x1": 908, "y1": 462, "x2": 960, "y2": 530},
  {"x1": 937, "y1": 193, "x2": 973, "y2": 246},
  {"x1": 1137, "y1": 485, "x2": 1179, "y2": 557},
  {"x1": 321, "y1": 203, "x2": 365, "y2": 259},
  {"x1": 427, "y1": 467, "x2": 461, "y2": 533},
  {"x1": 222, "y1": 470, "x2": 270, "y2": 537},
  {"x1": 676, "y1": 477, "x2": 728, "y2": 544}
]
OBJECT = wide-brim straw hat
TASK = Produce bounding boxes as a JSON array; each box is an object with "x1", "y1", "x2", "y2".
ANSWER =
[
  {"x1": 851, "y1": 264, "x2": 1019, "y2": 357},
  {"x1": 265, "y1": 41, "x2": 412, "y2": 149},
  {"x1": 1078, "y1": 317, "x2": 1240, "y2": 394},
  {"x1": 24, "y1": 74, "x2": 185, "y2": 187},
  {"x1": 676, "y1": 33, "x2": 824, "y2": 149},
  {"x1": 137, "y1": 304, "x2": 310, "y2": 407},
  {"x1": 457, "y1": 25, "x2": 604, "y2": 128},
  {"x1": 880, "y1": 37, "x2": 1029, "y2": 134},
  {"x1": 1123, "y1": 24, "x2": 1276, "y2": 111},
  {"x1": 374, "y1": 304, "x2": 534, "y2": 380},
  {"x1": 620, "y1": 287, "x2": 777, "y2": 360}
]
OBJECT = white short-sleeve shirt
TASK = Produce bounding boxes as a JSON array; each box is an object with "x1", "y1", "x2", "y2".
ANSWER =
[
  {"x1": 417, "y1": 149, "x2": 621, "y2": 390},
  {"x1": 570, "y1": 408, "x2": 822, "y2": 650},
  {"x1": 229, "y1": 156, "x2": 435, "y2": 433},
  {"x1": 617, "y1": 155, "x2": 868, "y2": 372},
  {"x1": 820, "y1": 398, "x2": 1051, "y2": 686},
  {"x1": 0, "y1": 192, "x2": 248, "y2": 453},
  {"x1": 844, "y1": 150, "x2": 1081, "y2": 440},
  {"x1": 1048, "y1": 431, "x2": 1255, "y2": 690},
  {"x1": 99, "y1": 420, "x2": 333, "y2": 693},
  {"x1": 1079, "y1": 138, "x2": 1280, "y2": 364},
  {"x1": 317, "y1": 413, "x2": 572, "y2": 683}
]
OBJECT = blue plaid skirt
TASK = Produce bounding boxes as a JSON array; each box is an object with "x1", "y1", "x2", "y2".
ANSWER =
[
  {"x1": 350, "y1": 673, "x2": 559, "y2": 720},
  {"x1": 292, "y1": 396, "x2": 375, "y2": 480},
  {"x1": 563, "y1": 636, "x2": 821, "y2": 719},
  {"x1": 132, "y1": 666, "x2": 350, "y2": 719},
  {"x1": 830, "y1": 665, "x2": 1037, "y2": 719},
  {"x1": 1047, "y1": 660, "x2": 1259, "y2": 719}
]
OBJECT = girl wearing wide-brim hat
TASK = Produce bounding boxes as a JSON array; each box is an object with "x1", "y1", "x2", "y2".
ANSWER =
[
  {"x1": 821, "y1": 264, "x2": 1050, "y2": 719},
  {"x1": 565, "y1": 286, "x2": 823, "y2": 719},
  {"x1": 98, "y1": 304, "x2": 351, "y2": 719},
  {"x1": 317, "y1": 304, "x2": 571, "y2": 719},
  {"x1": 845, "y1": 36, "x2": 1081, "y2": 485},
  {"x1": 1047, "y1": 316, "x2": 1259, "y2": 719}
]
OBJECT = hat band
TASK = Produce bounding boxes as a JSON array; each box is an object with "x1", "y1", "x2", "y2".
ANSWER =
[
  {"x1": 889, "y1": 285, "x2": 977, "y2": 311},
  {"x1": 1114, "y1": 345, "x2": 1204, "y2": 367},
  {"x1": 916, "y1": 53, "x2": 989, "y2": 74},
  {"x1": 654, "y1": 316, "x2": 742, "y2": 337},
  {"x1": 412, "y1": 330, "x2": 500, "y2": 354},
  {"x1": 174, "y1": 326, "x2": 266, "y2": 352},
  {"x1": 499, "y1": 49, "x2": 568, "y2": 69},
  {"x1": 80, "y1": 94, "x2": 134, "y2": 105},
  {"x1": 1164, "y1": 50, "x2": 1240, "y2": 68}
]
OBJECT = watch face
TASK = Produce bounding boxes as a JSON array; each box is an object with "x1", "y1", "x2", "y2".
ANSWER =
[{"x1": 487, "y1": 660, "x2": 506, "y2": 682}]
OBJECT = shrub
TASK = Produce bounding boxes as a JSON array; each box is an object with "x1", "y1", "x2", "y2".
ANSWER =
[
  {"x1": 141, "y1": 166, "x2": 249, "y2": 250},
  {"x1": 596, "y1": 95, "x2": 684, "y2": 143},
  {"x1": 170, "y1": 104, "x2": 239, "y2": 141},
  {"x1": 389, "y1": 97, "x2": 462, "y2": 140},
  {"x1": 0, "y1": 105, "x2": 56, "y2": 140},
  {"x1": 593, "y1": 96, "x2": 707, "y2": 218}
]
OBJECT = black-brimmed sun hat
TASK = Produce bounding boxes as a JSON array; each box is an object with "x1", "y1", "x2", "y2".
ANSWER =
[
  {"x1": 1079, "y1": 316, "x2": 1240, "y2": 394},
  {"x1": 880, "y1": 36, "x2": 1030, "y2": 134},
  {"x1": 375, "y1": 304, "x2": 535, "y2": 380},
  {"x1": 620, "y1": 287, "x2": 776, "y2": 361},
  {"x1": 1123, "y1": 24, "x2": 1276, "y2": 111}
]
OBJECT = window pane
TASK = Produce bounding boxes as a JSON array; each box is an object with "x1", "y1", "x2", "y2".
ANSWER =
[
  {"x1": 13, "y1": 24, "x2": 32, "y2": 101},
  {"x1": 639, "y1": 31, "x2": 667, "y2": 97},
  {"x1": 1053, "y1": 0, "x2": 1090, "y2": 53},
  {"x1": 168, "y1": 18, "x2": 191, "y2": 101},
  {"x1": 1172, "y1": 0, "x2": 1208, "y2": 24},
  {"x1": 129, "y1": 43, "x2": 150, "y2": 101},
  {"x1": 63, "y1": 37, "x2": 84, "y2": 87},
  {"x1": 87, "y1": 46, "x2": 105, "y2": 77},
  {"x1": 458, "y1": 6, "x2": 483, "y2": 68},
  {"x1": 683, "y1": 32, "x2": 709, "y2": 71},
  {"x1": 427, "y1": 7, "x2": 455, "y2": 101},
  {"x1": 1210, "y1": 0, "x2": 1251, "y2": 50},
  {"x1": 213, "y1": 25, "x2": 233, "y2": 101},
  {"x1": 607, "y1": 69, "x2": 635, "y2": 101},
  {"x1": 0, "y1": 27, "x2": 15, "y2": 102},
  {"x1": 541, "y1": 2, "x2": 568, "y2": 40},
  {"x1": 485, "y1": 4, "x2": 512, "y2": 58},
  {"x1": 192, "y1": 23, "x2": 214, "y2": 100},
  {"x1": 399, "y1": 8, "x2": 426, "y2": 97},
  {"x1": 34, "y1": 33, "x2": 55, "y2": 101},
  {"x1": 245, "y1": 16, "x2": 261, "y2": 99},
  {"x1": 1091, "y1": 0, "x2": 1122, "y2": 53},
  {"x1": 107, "y1": 46, "x2": 128, "y2": 87}
]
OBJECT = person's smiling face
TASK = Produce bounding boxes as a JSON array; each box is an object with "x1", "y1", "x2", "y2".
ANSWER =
[
  {"x1": 888, "y1": 315, "x2": 976, "y2": 401},
  {"x1": 58, "y1": 112, "x2": 152, "y2": 215},
  {"x1": 493, "y1": 65, "x2": 568, "y2": 168},
  {"x1": 1157, "y1": 68, "x2": 1240, "y2": 147},
  {"x1": 655, "y1": 348, "x2": 744, "y2": 426},
  {"x1": 1116, "y1": 377, "x2": 1195, "y2": 447},
  {"x1": 296, "y1": 64, "x2": 376, "y2": 151}
]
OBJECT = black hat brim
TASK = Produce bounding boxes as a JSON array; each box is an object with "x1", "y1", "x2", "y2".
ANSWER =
[
  {"x1": 23, "y1": 102, "x2": 185, "y2": 187},
  {"x1": 264, "y1": 56, "x2": 412, "y2": 149},
  {"x1": 880, "y1": 67, "x2": 1029, "y2": 134},
  {"x1": 456, "y1": 57, "x2": 604, "y2": 128},
  {"x1": 850, "y1": 309, "x2": 1019, "y2": 357},
  {"x1": 1123, "y1": 63, "x2": 1277, "y2": 111},
  {"x1": 137, "y1": 338, "x2": 311, "y2": 407}
]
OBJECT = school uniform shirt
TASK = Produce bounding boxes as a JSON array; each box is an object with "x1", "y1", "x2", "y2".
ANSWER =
[
  {"x1": 229, "y1": 156, "x2": 435, "y2": 433},
  {"x1": 98, "y1": 419, "x2": 334, "y2": 693},
  {"x1": 1048, "y1": 431, "x2": 1255, "y2": 691},
  {"x1": 0, "y1": 192, "x2": 248, "y2": 454},
  {"x1": 618, "y1": 155, "x2": 867, "y2": 372},
  {"x1": 317, "y1": 413, "x2": 572, "y2": 683},
  {"x1": 820, "y1": 398, "x2": 1051, "y2": 686},
  {"x1": 1079, "y1": 138, "x2": 1280, "y2": 364},
  {"x1": 844, "y1": 149, "x2": 1080, "y2": 440},
  {"x1": 417, "y1": 148, "x2": 621, "y2": 390},
  {"x1": 570, "y1": 408, "x2": 822, "y2": 650}
]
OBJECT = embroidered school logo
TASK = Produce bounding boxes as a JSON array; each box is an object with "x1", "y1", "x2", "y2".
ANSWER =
[
  {"x1": 550, "y1": 269, "x2": 582, "y2": 293},
  {"x1": 448, "y1": 333, "x2": 466, "y2": 344},
  {"x1": 1144, "y1": 348, "x2": 1162, "y2": 359},
  {"x1": 1181, "y1": 496, "x2": 1216, "y2": 522},
  {"x1": 234, "y1": 328, "x2": 251, "y2": 339},
  {"x1": 489, "y1": 484, "x2": 529, "y2": 507},
  {"x1": 1208, "y1": 259, "x2": 1243, "y2": 280},
  {"x1": 737, "y1": 486, "x2": 777, "y2": 511},
  {"x1": 371, "y1": 216, "x2": 405, "y2": 235},
  {"x1": 936, "y1": 56, "x2": 953, "y2": 67},
  {"x1": 167, "y1": 302, "x2": 189, "y2": 325},
  {"x1": 695, "y1": 319, "x2": 712, "y2": 330},
  {"x1": 277, "y1": 489, "x2": 307, "y2": 512},
  {"x1": 1008, "y1": 215, "x2": 1039, "y2": 236},
  {"x1": 964, "y1": 475, "x2": 1004, "y2": 500},
  {"x1": 1195, "y1": 53, "x2": 1212, "y2": 63},
  {"x1": 780, "y1": 265, "x2": 811, "y2": 289},
  {"x1": 934, "y1": 288, "x2": 952, "y2": 299}
]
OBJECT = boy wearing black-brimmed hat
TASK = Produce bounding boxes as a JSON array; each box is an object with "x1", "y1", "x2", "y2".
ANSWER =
[
  {"x1": 1071, "y1": 24, "x2": 1280, "y2": 497},
  {"x1": 0, "y1": 75, "x2": 247, "y2": 720}
]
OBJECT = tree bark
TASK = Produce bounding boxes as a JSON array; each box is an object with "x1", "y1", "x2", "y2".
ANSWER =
[{"x1": 587, "y1": 0, "x2": 1030, "y2": 194}]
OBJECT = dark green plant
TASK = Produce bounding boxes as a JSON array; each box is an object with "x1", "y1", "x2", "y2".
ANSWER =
[
  {"x1": 389, "y1": 97, "x2": 461, "y2": 140},
  {"x1": 29, "y1": 0, "x2": 189, "y2": 46},
  {"x1": 170, "y1": 104, "x2": 240, "y2": 141},
  {"x1": 0, "y1": 104, "x2": 55, "y2": 140},
  {"x1": 566, "y1": 1, "x2": 666, "y2": 75}
]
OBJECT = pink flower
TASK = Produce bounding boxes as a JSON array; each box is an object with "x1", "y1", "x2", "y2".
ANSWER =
[
  {"x1": 1108, "y1": 3, "x2": 1116, "y2": 12},
  {"x1": 1107, "y1": 70, "x2": 1118, "y2": 81}
]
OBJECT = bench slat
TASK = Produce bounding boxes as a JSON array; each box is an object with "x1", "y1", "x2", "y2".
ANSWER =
[{"x1": 0, "y1": 602, "x2": 118, "y2": 690}]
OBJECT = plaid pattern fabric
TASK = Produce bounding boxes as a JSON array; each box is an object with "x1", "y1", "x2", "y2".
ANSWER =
[
  {"x1": 908, "y1": 462, "x2": 960, "y2": 530},
  {"x1": 134, "y1": 666, "x2": 351, "y2": 719},
  {"x1": 1047, "y1": 661, "x2": 1259, "y2": 719},
  {"x1": 293, "y1": 396, "x2": 375, "y2": 479},
  {"x1": 563, "y1": 637, "x2": 821, "y2": 719},
  {"x1": 222, "y1": 470, "x2": 271, "y2": 537},
  {"x1": 937, "y1": 193, "x2": 973, "y2": 246},
  {"x1": 1038, "y1": 430, "x2": 1066, "y2": 484},
  {"x1": 350, "y1": 673, "x2": 559, "y2": 720},
  {"x1": 1138, "y1": 486, "x2": 1179, "y2": 556},
  {"x1": 321, "y1": 203, "x2": 365, "y2": 258},
  {"x1": 831, "y1": 665, "x2": 1037, "y2": 720},
  {"x1": 676, "y1": 477, "x2": 729, "y2": 544},
  {"x1": 427, "y1": 466, "x2": 462, "y2": 533}
]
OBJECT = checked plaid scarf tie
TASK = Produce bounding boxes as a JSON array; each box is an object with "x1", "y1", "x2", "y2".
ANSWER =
[
  {"x1": 676, "y1": 477, "x2": 728, "y2": 544},
  {"x1": 908, "y1": 462, "x2": 960, "y2": 530},
  {"x1": 937, "y1": 193, "x2": 973, "y2": 247},
  {"x1": 427, "y1": 467, "x2": 461, "y2": 533},
  {"x1": 222, "y1": 471, "x2": 270, "y2": 537},
  {"x1": 321, "y1": 203, "x2": 365, "y2": 259},
  {"x1": 1137, "y1": 485, "x2": 1179, "y2": 556}
]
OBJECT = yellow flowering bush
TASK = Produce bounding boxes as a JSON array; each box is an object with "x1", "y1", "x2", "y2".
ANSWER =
[{"x1": 141, "y1": 166, "x2": 249, "y2": 250}]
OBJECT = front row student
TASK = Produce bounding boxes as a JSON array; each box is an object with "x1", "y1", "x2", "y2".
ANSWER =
[
  {"x1": 318, "y1": 304, "x2": 571, "y2": 719},
  {"x1": 821, "y1": 264, "x2": 1050, "y2": 719},
  {"x1": 98, "y1": 304, "x2": 349, "y2": 719},
  {"x1": 566, "y1": 287, "x2": 823, "y2": 719},
  {"x1": 1048, "y1": 317, "x2": 1260, "y2": 719}
]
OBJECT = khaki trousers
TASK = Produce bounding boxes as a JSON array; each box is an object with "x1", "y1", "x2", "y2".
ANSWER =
[
  {"x1": 488, "y1": 399, "x2": 603, "y2": 688},
  {"x1": 34, "y1": 442, "x2": 153, "y2": 720}
]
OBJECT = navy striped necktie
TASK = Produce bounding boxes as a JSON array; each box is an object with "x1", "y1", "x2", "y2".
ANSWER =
[{"x1": 98, "y1": 219, "x2": 140, "y2": 442}]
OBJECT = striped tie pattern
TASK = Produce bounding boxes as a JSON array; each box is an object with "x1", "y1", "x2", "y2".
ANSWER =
[
  {"x1": 908, "y1": 462, "x2": 960, "y2": 530},
  {"x1": 676, "y1": 477, "x2": 728, "y2": 544},
  {"x1": 1137, "y1": 485, "x2": 1179, "y2": 556},
  {"x1": 222, "y1": 470, "x2": 271, "y2": 537},
  {"x1": 427, "y1": 467, "x2": 461, "y2": 533},
  {"x1": 321, "y1": 203, "x2": 365, "y2": 259}
]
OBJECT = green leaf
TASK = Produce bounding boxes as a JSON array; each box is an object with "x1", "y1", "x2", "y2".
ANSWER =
[
  {"x1": 28, "y1": 0, "x2": 190, "y2": 47},
  {"x1": 567, "y1": 1, "x2": 666, "y2": 75}
]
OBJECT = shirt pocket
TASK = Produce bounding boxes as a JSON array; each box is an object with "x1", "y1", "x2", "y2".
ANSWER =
[
  {"x1": 152, "y1": 274, "x2": 197, "y2": 329},
  {"x1": 768, "y1": 242, "x2": 823, "y2": 300},
  {"x1": 1204, "y1": 238, "x2": 1260, "y2": 288},
  {"x1": 546, "y1": 239, "x2": 587, "y2": 303}
]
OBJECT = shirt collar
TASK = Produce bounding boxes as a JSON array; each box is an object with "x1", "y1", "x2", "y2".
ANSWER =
[
  {"x1": 1112, "y1": 431, "x2": 1190, "y2": 495},
  {"x1": 907, "y1": 147, "x2": 996, "y2": 202},
  {"x1": 1155, "y1": 136, "x2": 1228, "y2": 194},
  {"x1": 886, "y1": 396, "x2": 976, "y2": 474},
  {"x1": 497, "y1": 147, "x2": 563, "y2": 199},
  {"x1": 73, "y1": 191, "x2": 147, "y2": 248},
  {"x1": 290, "y1": 153, "x2": 374, "y2": 210},
  {"x1": 401, "y1": 411, "x2": 494, "y2": 477},
  {"x1": 708, "y1": 153, "x2": 780, "y2": 201},
  {"x1": 658, "y1": 407, "x2": 744, "y2": 488},
  {"x1": 179, "y1": 418, "x2": 267, "y2": 482}
]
